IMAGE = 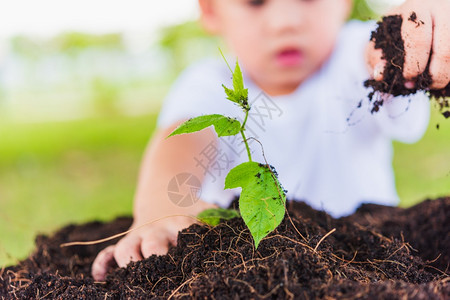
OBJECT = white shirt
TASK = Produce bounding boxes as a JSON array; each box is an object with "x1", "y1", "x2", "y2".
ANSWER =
[{"x1": 157, "y1": 20, "x2": 430, "y2": 217}]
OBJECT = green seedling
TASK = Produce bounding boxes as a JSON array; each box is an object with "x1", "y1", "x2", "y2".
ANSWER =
[
  {"x1": 197, "y1": 208, "x2": 240, "y2": 226},
  {"x1": 168, "y1": 59, "x2": 286, "y2": 248}
]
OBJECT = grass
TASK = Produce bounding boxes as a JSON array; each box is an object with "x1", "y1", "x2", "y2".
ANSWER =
[
  {"x1": 0, "y1": 114, "x2": 157, "y2": 266},
  {"x1": 393, "y1": 108, "x2": 450, "y2": 207},
  {"x1": 0, "y1": 108, "x2": 449, "y2": 267}
]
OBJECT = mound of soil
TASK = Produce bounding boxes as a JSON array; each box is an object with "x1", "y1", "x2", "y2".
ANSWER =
[
  {"x1": 1, "y1": 197, "x2": 449, "y2": 299},
  {"x1": 364, "y1": 14, "x2": 450, "y2": 116}
]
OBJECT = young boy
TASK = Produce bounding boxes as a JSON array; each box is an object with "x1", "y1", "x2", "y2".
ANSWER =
[{"x1": 92, "y1": 0, "x2": 450, "y2": 281}]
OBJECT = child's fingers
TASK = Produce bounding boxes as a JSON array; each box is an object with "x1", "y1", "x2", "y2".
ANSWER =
[
  {"x1": 91, "y1": 245, "x2": 116, "y2": 281},
  {"x1": 140, "y1": 220, "x2": 192, "y2": 257},
  {"x1": 140, "y1": 231, "x2": 170, "y2": 258},
  {"x1": 365, "y1": 41, "x2": 385, "y2": 81},
  {"x1": 114, "y1": 235, "x2": 143, "y2": 268},
  {"x1": 401, "y1": 8, "x2": 433, "y2": 81},
  {"x1": 428, "y1": 4, "x2": 450, "y2": 89},
  {"x1": 373, "y1": 61, "x2": 387, "y2": 82}
]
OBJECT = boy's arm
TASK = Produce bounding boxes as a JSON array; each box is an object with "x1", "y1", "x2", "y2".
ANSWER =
[
  {"x1": 366, "y1": 0, "x2": 450, "y2": 89},
  {"x1": 91, "y1": 122, "x2": 217, "y2": 281}
]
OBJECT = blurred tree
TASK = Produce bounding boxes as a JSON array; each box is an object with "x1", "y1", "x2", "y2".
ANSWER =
[
  {"x1": 53, "y1": 32, "x2": 124, "y2": 55},
  {"x1": 158, "y1": 21, "x2": 221, "y2": 75},
  {"x1": 351, "y1": 0, "x2": 379, "y2": 20},
  {"x1": 10, "y1": 36, "x2": 46, "y2": 61},
  {"x1": 90, "y1": 77, "x2": 121, "y2": 117},
  {"x1": 11, "y1": 32, "x2": 124, "y2": 59},
  {"x1": 8, "y1": 32, "x2": 128, "y2": 119}
]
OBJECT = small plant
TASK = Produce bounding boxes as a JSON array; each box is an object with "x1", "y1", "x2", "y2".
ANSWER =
[{"x1": 168, "y1": 58, "x2": 286, "y2": 248}]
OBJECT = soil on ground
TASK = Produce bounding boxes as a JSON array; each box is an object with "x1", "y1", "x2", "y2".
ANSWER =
[
  {"x1": 1, "y1": 197, "x2": 449, "y2": 299},
  {"x1": 364, "y1": 14, "x2": 449, "y2": 117}
]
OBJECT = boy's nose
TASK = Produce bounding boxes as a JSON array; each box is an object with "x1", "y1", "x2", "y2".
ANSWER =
[{"x1": 265, "y1": 1, "x2": 304, "y2": 35}]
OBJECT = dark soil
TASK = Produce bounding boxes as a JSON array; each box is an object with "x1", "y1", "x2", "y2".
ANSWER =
[
  {"x1": 1, "y1": 197, "x2": 449, "y2": 299},
  {"x1": 364, "y1": 14, "x2": 450, "y2": 116}
]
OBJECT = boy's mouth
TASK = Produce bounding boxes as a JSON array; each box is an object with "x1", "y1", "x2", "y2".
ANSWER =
[{"x1": 275, "y1": 49, "x2": 303, "y2": 67}]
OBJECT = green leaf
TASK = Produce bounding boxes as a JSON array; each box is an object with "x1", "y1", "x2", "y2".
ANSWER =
[
  {"x1": 168, "y1": 114, "x2": 241, "y2": 138},
  {"x1": 222, "y1": 61, "x2": 249, "y2": 109},
  {"x1": 232, "y1": 60, "x2": 245, "y2": 94},
  {"x1": 225, "y1": 162, "x2": 286, "y2": 248},
  {"x1": 232, "y1": 61, "x2": 249, "y2": 108},
  {"x1": 222, "y1": 84, "x2": 239, "y2": 104},
  {"x1": 197, "y1": 208, "x2": 240, "y2": 226}
]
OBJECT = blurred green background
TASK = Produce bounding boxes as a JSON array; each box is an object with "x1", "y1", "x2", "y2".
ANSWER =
[{"x1": 0, "y1": 0, "x2": 449, "y2": 267}]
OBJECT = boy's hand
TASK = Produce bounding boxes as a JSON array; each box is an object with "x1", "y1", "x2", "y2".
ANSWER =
[
  {"x1": 91, "y1": 216, "x2": 195, "y2": 281},
  {"x1": 91, "y1": 123, "x2": 217, "y2": 281},
  {"x1": 367, "y1": 0, "x2": 450, "y2": 89}
]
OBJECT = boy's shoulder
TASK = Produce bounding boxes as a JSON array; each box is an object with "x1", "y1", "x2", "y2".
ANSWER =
[
  {"x1": 335, "y1": 20, "x2": 376, "y2": 55},
  {"x1": 179, "y1": 57, "x2": 230, "y2": 82},
  {"x1": 341, "y1": 19, "x2": 376, "y2": 39},
  {"x1": 324, "y1": 20, "x2": 376, "y2": 79},
  {"x1": 334, "y1": 19, "x2": 376, "y2": 55},
  {"x1": 169, "y1": 56, "x2": 234, "y2": 99}
]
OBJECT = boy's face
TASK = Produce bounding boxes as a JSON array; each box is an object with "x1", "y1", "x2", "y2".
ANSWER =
[{"x1": 200, "y1": 0, "x2": 352, "y2": 96}]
